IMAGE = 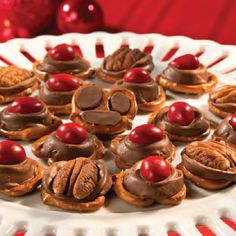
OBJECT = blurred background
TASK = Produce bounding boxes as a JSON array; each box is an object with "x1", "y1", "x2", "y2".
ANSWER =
[{"x1": 0, "y1": 0, "x2": 235, "y2": 44}]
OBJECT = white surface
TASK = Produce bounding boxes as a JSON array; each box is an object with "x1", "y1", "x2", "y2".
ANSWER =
[{"x1": 0, "y1": 32, "x2": 236, "y2": 236}]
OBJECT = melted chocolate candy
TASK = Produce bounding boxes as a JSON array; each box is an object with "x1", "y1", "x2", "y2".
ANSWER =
[
  {"x1": 110, "y1": 92, "x2": 130, "y2": 115},
  {"x1": 81, "y1": 110, "x2": 121, "y2": 126},
  {"x1": 77, "y1": 85, "x2": 103, "y2": 110}
]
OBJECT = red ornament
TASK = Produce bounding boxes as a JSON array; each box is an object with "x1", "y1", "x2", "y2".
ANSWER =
[
  {"x1": 128, "y1": 124, "x2": 164, "y2": 144},
  {"x1": 57, "y1": 0, "x2": 104, "y2": 34},
  {"x1": 56, "y1": 123, "x2": 87, "y2": 144},
  {"x1": 0, "y1": 0, "x2": 58, "y2": 36},
  {"x1": 124, "y1": 68, "x2": 152, "y2": 84},
  {"x1": 47, "y1": 74, "x2": 80, "y2": 91},
  {"x1": 49, "y1": 44, "x2": 77, "y2": 61},
  {"x1": 171, "y1": 54, "x2": 200, "y2": 70},
  {"x1": 7, "y1": 97, "x2": 44, "y2": 114},
  {"x1": 229, "y1": 113, "x2": 236, "y2": 130},
  {"x1": 0, "y1": 141, "x2": 27, "y2": 165},
  {"x1": 0, "y1": 19, "x2": 31, "y2": 43},
  {"x1": 167, "y1": 101, "x2": 196, "y2": 126},
  {"x1": 140, "y1": 156, "x2": 171, "y2": 182}
]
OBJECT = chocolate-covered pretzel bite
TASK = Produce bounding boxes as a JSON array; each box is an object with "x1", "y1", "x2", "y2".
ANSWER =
[
  {"x1": 111, "y1": 124, "x2": 175, "y2": 169},
  {"x1": 149, "y1": 101, "x2": 210, "y2": 142},
  {"x1": 39, "y1": 73, "x2": 81, "y2": 115},
  {"x1": 70, "y1": 83, "x2": 137, "y2": 136},
  {"x1": 0, "y1": 141, "x2": 43, "y2": 197},
  {"x1": 41, "y1": 158, "x2": 112, "y2": 212},
  {"x1": 213, "y1": 113, "x2": 236, "y2": 149},
  {"x1": 0, "y1": 66, "x2": 39, "y2": 104},
  {"x1": 33, "y1": 43, "x2": 94, "y2": 81},
  {"x1": 156, "y1": 54, "x2": 217, "y2": 95},
  {"x1": 114, "y1": 156, "x2": 186, "y2": 207},
  {"x1": 32, "y1": 122, "x2": 105, "y2": 165},
  {"x1": 180, "y1": 140, "x2": 236, "y2": 190},
  {"x1": 208, "y1": 85, "x2": 236, "y2": 118},
  {"x1": 113, "y1": 68, "x2": 165, "y2": 112},
  {"x1": 96, "y1": 46, "x2": 154, "y2": 83},
  {"x1": 0, "y1": 97, "x2": 62, "y2": 141}
]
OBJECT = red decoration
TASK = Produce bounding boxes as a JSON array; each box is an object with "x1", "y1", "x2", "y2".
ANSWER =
[
  {"x1": 140, "y1": 156, "x2": 171, "y2": 182},
  {"x1": 7, "y1": 97, "x2": 44, "y2": 114},
  {"x1": 0, "y1": 0, "x2": 58, "y2": 36},
  {"x1": 230, "y1": 113, "x2": 236, "y2": 130},
  {"x1": 128, "y1": 124, "x2": 164, "y2": 144},
  {"x1": 0, "y1": 141, "x2": 26, "y2": 165},
  {"x1": 49, "y1": 44, "x2": 77, "y2": 61},
  {"x1": 57, "y1": 0, "x2": 104, "y2": 34},
  {"x1": 0, "y1": 20, "x2": 31, "y2": 43},
  {"x1": 48, "y1": 74, "x2": 80, "y2": 91},
  {"x1": 167, "y1": 101, "x2": 195, "y2": 126},
  {"x1": 171, "y1": 54, "x2": 200, "y2": 70},
  {"x1": 56, "y1": 122, "x2": 87, "y2": 144},
  {"x1": 124, "y1": 68, "x2": 152, "y2": 83}
]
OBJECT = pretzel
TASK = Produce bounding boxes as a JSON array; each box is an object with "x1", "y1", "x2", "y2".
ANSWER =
[
  {"x1": 114, "y1": 171, "x2": 186, "y2": 207},
  {"x1": 110, "y1": 135, "x2": 176, "y2": 170},
  {"x1": 156, "y1": 73, "x2": 217, "y2": 95},
  {"x1": 0, "y1": 115, "x2": 62, "y2": 142},
  {"x1": 33, "y1": 60, "x2": 94, "y2": 81},
  {"x1": 32, "y1": 133, "x2": 105, "y2": 165},
  {"x1": 41, "y1": 187, "x2": 105, "y2": 212},
  {"x1": 0, "y1": 160, "x2": 44, "y2": 197},
  {"x1": 70, "y1": 84, "x2": 137, "y2": 136}
]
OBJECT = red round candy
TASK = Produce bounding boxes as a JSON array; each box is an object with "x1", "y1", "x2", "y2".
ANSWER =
[
  {"x1": 140, "y1": 156, "x2": 171, "y2": 182},
  {"x1": 124, "y1": 68, "x2": 152, "y2": 83},
  {"x1": 0, "y1": 141, "x2": 26, "y2": 165},
  {"x1": 47, "y1": 74, "x2": 81, "y2": 91},
  {"x1": 128, "y1": 124, "x2": 164, "y2": 144},
  {"x1": 56, "y1": 122, "x2": 87, "y2": 144},
  {"x1": 229, "y1": 113, "x2": 236, "y2": 130},
  {"x1": 171, "y1": 54, "x2": 200, "y2": 70},
  {"x1": 7, "y1": 97, "x2": 44, "y2": 114},
  {"x1": 167, "y1": 101, "x2": 196, "y2": 126},
  {"x1": 49, "y1": 43, "x2": 76, "y2": 61}
]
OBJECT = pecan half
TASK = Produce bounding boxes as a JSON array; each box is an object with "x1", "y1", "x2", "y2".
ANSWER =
[
  {"x1": 105, "y1": 47, "x2": 151, "y2": 72},
  {"x1": 183, "y1": 141, "x2": 236, "y2": 170},
  {"x1": 210, "y1": 85, "x2": 236, "y2": 104},
  {"x1": 0, "y1": 66, "x2": 33, "y2": 87},
  {"x1": 47, "y1": 158, "x2": 98, "y2": 200}
]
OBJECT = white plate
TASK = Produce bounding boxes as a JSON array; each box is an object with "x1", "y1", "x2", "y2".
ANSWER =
[{"x1": 0, "y1": 32, "x2": 236, "y2": 236}]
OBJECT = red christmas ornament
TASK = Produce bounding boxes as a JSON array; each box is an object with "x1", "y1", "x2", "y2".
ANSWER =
[
  {"x1": 0, "y1": 0, "x2": 58, "y2": 40},
  {"x1": 57, "y1": 0, "x2": 104, "y2": 34},
  {"x1": 0, "y1": 19, "x2": 31, "y2": 42}
]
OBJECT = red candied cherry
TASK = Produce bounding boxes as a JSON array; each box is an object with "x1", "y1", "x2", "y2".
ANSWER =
[
  {"x1": 124, "y1": 68, "x2": 152, "y2": 83},
  {"x1": 49, "y1": 43, "x2": 76, "y2": 61},
  {"x1": 47, "y1": 74, "x2": 81, "y2": 91},
  {"x1": 167, "y1": 101, "x2": 196, "y2": 126},
  {"x1": 170, "y1": 54, "x2": 200, "y2": 70},
  {"x1": 56, "y1": 122, "x2": 87, "y2": 144},
  {"x1": 0, "y1": 141, "x2": 27, "y2": 164},
  {"x1": 7, "y1": 97, "x2": 44, "y2": 114},
  {"x1": 128, "y1": 124, "x2": 164, "y2": 144},
  {"x1": 229, "y1": 113, "x2": 236, "y2": 130},
  {"x1": 140, "y1": 156, "x2": 171, "y2": 182}
]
